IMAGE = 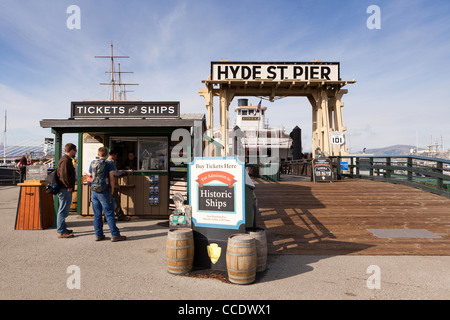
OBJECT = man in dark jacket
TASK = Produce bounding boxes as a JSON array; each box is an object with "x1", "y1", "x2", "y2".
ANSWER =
[{"x1": 56, "y1": 143, "x2": 77, "y2": 238}]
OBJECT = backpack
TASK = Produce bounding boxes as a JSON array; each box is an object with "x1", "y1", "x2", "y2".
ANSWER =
[
  {"x1": 90, "y1": 159, "x2": 108, "y2": 193},
  {"x1": 45, "y1": 170, "x2": 60, "y2": 195}
]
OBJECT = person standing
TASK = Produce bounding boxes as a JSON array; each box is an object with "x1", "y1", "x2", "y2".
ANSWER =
[
  {"x1": 314, "y1": 147, "x2": 325, "y2": 158},
  {"x1": 18, "y1": 155, "x2": 30, "y2": 183},
  {"x1": 89, "y1": 147, "x2": 126, "y2": 242},
  {"x1": 107, "y1": 150, "x2": 130, "y2": 221},
  {"x1": 56, "y1": 143, "x2": 77, "y2": 238}
]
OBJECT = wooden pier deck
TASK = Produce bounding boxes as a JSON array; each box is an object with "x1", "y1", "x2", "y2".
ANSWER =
[{"x1": 253, "y1": 176, "x2": 450, "y2": 255}]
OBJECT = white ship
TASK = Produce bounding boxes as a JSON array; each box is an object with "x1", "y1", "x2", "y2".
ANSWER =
[{"x1": 214, "y1": 99, "x2": 293, "y2": 165}]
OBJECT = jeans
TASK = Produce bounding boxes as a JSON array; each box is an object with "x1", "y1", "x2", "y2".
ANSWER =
[
  {"x1": 91, "y1": 189, "x2": 120, "y2": 238},
  {"x1": 57, "y1": 188, "x2": 73, "y2": 234}
]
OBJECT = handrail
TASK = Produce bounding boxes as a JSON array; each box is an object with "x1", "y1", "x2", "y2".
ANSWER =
[
  {"x1": 204, "y1": 135, "x2": 224, "y2": 157},
  {"x1": 0, "y1": 168, "x2": 19, "y2": 185},
  {"x1": 329, "y1": 155, "x2": 450, "y2": 198},
  {"x1": 280, "y1": 159, "x2": 313, "y2": 176}
]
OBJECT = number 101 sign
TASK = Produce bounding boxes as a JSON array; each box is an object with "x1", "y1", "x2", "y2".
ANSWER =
[{"x1": 330, "y1": 131, "x2": 345, "y2": 145}]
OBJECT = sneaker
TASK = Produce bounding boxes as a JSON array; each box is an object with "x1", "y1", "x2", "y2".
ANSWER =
[
  {"x1": 57, "y1": 233, "x2": 74, "y2": 238},
  {"x1": 111, "y1": 235, "x2": 127, "y2": 242},
  {"x1": 95, "y1": 235, "x2": 106, "y2": 241}
]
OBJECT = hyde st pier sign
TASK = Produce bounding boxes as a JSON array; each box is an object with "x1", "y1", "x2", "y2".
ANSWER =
[{"x1": 211, "y1": 61, "x2": 340, "y2": 81}]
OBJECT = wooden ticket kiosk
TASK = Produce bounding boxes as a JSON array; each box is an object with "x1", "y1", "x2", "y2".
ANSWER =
[{"x1": 40, "y1": 101, "x2": 205, "y2": 219}]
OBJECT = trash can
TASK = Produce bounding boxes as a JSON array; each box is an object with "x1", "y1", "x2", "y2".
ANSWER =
[
  {"x1": 260, "y1": 163, "x2": 280, "y2": 181},
  {"x1": 15, "y1": 180, "x2": 54, "y2": 230}
]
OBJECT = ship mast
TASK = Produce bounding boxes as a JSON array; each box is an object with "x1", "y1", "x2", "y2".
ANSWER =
[
  {"x1": 114, "y1": 63, "x2": 138, "y2": 100},
  {"x1": 95, "y1": 41, "x2": 138, "y2": 101},
  {"x1": 3, "y1": 110, "x2": 6, "y2": 166}
]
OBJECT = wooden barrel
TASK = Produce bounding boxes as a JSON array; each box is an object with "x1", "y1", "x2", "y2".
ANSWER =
[
  {"x1": 246, "y1": 227, "x2": 267, "y2": 272},
  {"x1": 226, "y1": 234, "x2": 257, "y2": 285},
  {"x1": 166, "y1": 228, "x2": 194, "y2": 274}
]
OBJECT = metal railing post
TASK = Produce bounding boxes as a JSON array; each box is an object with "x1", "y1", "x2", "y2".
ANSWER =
[
  {"x1": 436, "y1": 161, "x2": 443, "y2": 190},
  {"x1": 407, "y1": 157, "x2": 413, "y2": 182},
  {"x1": 386, "y1": 157, "x2": 391, "y2": 179},
  {"x1": 369, "y1": 157, "x2": 374, "y2": 177},
  {"x1": 355, "y1": 157, "x2": 360, "y2": 178}
]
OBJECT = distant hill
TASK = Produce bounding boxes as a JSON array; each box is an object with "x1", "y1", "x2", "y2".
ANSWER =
[{"x1": 358, "y1": 145, "x2": 421, "y2": 156}]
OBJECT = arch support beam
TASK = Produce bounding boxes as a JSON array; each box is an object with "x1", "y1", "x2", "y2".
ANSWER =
[
  {"x1": 309, "y1": 88, "x2": 349, "y2": 157},
  {"x1": 199, "y1": 76, "x2": 354, "y2": 158},
  {"x1": 219, "y1": 88, "x2": 235, "y2": 155}
]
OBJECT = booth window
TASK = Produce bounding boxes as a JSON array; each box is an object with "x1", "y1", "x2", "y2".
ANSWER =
[
  {"x1": 139, "y1": 137, "x2": 168, "y2": 170},
  {"x1": 110, "y1": 137, "x2": 168, "y2": 171}
]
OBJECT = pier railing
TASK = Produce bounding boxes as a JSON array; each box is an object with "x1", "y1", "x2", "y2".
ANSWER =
[
  {"x1": 330, "y1": 155, "x2": 450, "y2": 198},
  {"x1": 280, "y1": 159, "x2": 313, "y2": 176},
  {"x1": 281, "y1": 155, "x2": 450, "y2": 198},
  {"x1": 0, "y1": 168, "x2": 19, "y2": 185}
]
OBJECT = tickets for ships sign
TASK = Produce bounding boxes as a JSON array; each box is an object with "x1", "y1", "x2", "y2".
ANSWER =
[{"x1": 189, "y1": 157, "x2": 245, "y2": 229}]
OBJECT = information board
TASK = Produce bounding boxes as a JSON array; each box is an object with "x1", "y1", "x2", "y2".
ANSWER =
[
  {"x1": 313, "y1": 158, "x2": 333, "y2": 182},
  {"x1": 189, "y1": 157, "x2": 245, "y2": 230},
  {"x1": 82, "y1": 134, "x2": 104, "y2": 175}
]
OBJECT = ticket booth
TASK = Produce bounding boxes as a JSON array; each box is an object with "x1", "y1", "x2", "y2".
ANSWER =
[{"x1": 40, "y1": 101, "x2": 205, "y2": 219}]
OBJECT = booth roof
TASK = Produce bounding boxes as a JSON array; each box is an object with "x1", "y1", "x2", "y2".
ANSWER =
[{"x1": 40, "y1": 113, "x2": 205, "y2": 133}]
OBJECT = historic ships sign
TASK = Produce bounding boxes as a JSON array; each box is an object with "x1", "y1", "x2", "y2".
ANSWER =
[
  {"x1": 71, "y1": 101, "x2": 180, "y2": 118},
  {"x1": 189, "y1": 157, "x2": 245, "y2": 230}
]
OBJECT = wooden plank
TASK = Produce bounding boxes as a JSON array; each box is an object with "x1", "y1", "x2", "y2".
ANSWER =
[
  {"x1": 158, "y1": 175, "x2": 169, "y2": 216},
  {"x1": 134, "y1": 175, "x2": 145, "y2": 215},
  {"x1": 24, "y1": 186, "x2": 31, "y2": 229},
  {"x1": 33, "y1": 187, "x2": 40, "y2": 229},
  {"x1": 41, "y1": 186, "x2": 54, "y2": 228},
  {"x1": 16, "y1": 187, "x2": 25, "y2": 229},
  {"x1": 253, "y1": 177, "x2": 450, "y2": 255},
  {"x1": 141, "y1": 175, "x2": 151, "y2": 215}
]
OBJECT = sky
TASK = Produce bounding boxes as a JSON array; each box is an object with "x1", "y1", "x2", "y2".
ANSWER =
[{"x1": 0, "y1": 0, "x2": 449, "y2": 153}]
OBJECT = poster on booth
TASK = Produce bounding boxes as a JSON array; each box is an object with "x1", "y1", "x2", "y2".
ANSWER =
[
  {"x1": 189, "y1": 157, "x2": 245, "y2": 230},
  {"x1": 82, "y1": 134, "x2": 105, "y2": 175}
]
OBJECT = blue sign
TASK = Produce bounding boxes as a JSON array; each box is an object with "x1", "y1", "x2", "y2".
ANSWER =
[{"x1": 340, "y1": 161, "x2": 349, "y2": 171}]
